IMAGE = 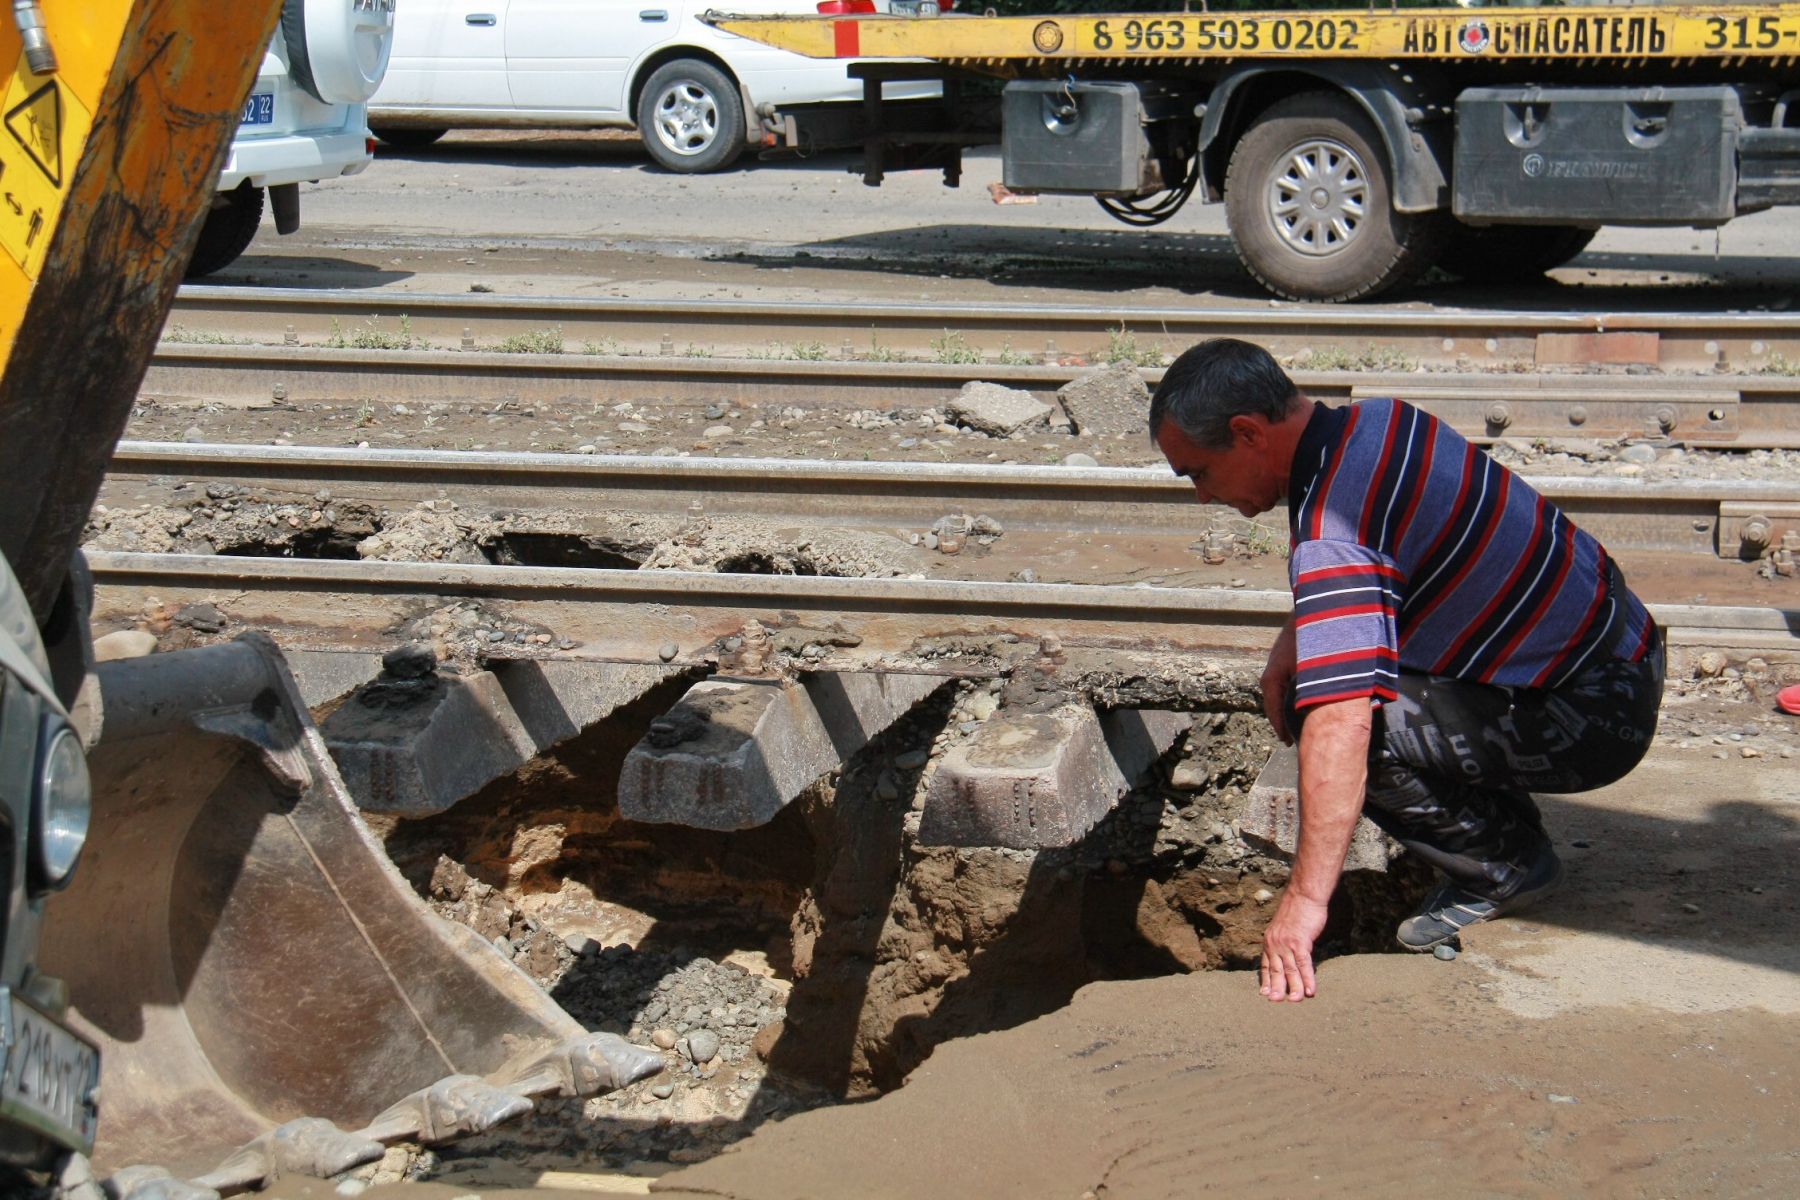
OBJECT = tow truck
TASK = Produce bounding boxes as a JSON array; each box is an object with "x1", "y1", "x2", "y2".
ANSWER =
[{"x1": 710, "y1": 3, "x2": 1800, "y2": 299}]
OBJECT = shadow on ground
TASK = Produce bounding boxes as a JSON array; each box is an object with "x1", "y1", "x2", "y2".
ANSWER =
[{"x1": 189, "y1": 254, "x2": 412, "y2": 289}]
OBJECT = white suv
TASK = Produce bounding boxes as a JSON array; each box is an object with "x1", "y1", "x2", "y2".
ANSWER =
[
  {"x1": 190, "y1": 0, "x2": 397, "y2": 276},
  {"x1": 368, "y1": 0, "x2": 943, "y2": 174}
]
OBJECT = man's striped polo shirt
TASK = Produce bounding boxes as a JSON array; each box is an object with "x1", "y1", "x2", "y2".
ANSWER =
[{"x1": 1286, "y1": 397, "x2": 1655, "y2": 711}]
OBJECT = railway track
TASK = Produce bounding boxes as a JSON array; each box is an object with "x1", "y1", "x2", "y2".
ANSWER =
[
  {"x1": 102, "y1": 441, "x2": 1800, "y2": 562},
  {"x1": 168, "y1": 286, "x2": 1800, "y2": 368},
  {"x1": 92, "y1": 443, "x2": 1800, "y2": 661},
  {"x1": 84, "y1": 551, "x2": 1798, "y2": 663},
  {"x1": 152, "y1": 288, "x2": 1800, "y2": 447}
]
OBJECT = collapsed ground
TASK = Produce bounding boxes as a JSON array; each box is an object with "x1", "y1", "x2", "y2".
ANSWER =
[{"x1": 97, "y1": 345, "x2": 1800, "y2": 1186}]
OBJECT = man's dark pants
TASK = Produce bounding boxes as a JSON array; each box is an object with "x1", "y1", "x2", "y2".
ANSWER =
[{"x1": 1361, "y1": 636, "x2": 1665, "y2": 900}]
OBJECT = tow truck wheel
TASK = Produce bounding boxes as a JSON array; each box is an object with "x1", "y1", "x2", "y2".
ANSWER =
[
  {"x1": 185, "y1": 184, "x2": 264, "y2": 279},
  {"x1": 637, "y1": 59, "x2": 746, "y2": 174},
  {"x1": 1445, "y1": 223, "x2": 1598, "y2": 283},
  {"x1": 1225, "y1": 91, "x2": 1444, "y2": 302}
]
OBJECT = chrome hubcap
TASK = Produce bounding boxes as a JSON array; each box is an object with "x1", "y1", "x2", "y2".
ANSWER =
[
  {"x1": 652, "y1": 82, "x2": 719, "y2": 157},
  {"x1": 1267, "y1": 137, "x2": 1369, "y2": 257}
]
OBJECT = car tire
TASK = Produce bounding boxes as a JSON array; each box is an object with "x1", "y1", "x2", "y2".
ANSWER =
[
  {"x1": 1444, "y1": 223, "x2": 1598, "y2": 283},
  {"x1": 372, "y1": 125, "x2": 449, "y2": 151},
  {"x1": 1224, "y1": 91, "x2": 1446, "y2": 302},
  {"x1": 186, "y1": 185, "x2": 265, "y2": 279},
  {"x1": 636, "y1": 59, "x2": 746, "y2": 174}
]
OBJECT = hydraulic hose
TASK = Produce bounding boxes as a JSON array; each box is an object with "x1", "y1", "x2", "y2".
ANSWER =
[{"x1": 12, "y1": 0, "x2": 55, "y2": 75}]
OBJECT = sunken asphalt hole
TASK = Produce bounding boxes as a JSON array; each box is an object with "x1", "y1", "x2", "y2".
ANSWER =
[
  {"x1": 374, "y1": 683, "x2": 1427, "y2": 1171},
  {"x1": 480, "y1": 531, "x2": 645, "y2": 571}
]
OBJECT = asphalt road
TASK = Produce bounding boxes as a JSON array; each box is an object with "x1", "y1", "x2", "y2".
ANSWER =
[{"x1": 226, "y1": 130, "x2": 1800, "y2": 312}]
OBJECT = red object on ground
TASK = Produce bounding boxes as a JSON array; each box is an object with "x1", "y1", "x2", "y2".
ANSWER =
[{"x1": 1779, "y1": 684, "x2": 1800, "y2": 716}]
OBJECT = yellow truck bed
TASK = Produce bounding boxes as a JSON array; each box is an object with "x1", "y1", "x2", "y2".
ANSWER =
[{"x1": 712, "y1": 5, "x2": 1800, "y2": 70}]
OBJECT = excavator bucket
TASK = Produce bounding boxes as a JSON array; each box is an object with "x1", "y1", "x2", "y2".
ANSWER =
[{"x1": 38, "y1": 635, "x2": 657, "y2": 1186}]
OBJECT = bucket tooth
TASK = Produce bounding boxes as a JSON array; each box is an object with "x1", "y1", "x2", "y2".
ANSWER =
[
  {"x1": 101, "y1": 1166, "x2": 220, "y2": 1200},
  {"x1": 619, "y1": 671, "x2": 944, "y2": 830},
  {"x1": 191, "y1": 1118, "x2": 383, "y2": 1193},
  {"x1": 918, "y1": 704, "x2": 1190, "y2": 849},
  {"x1": 1240, "y1": 745, "x2": 1391, "y2": 872},
  {"x1": 359, "y1": 1074, "x2": 534, "y2": 1145},
  {"x1": 42, "y1": 635, "x2": 589, "y2": 1177},
  {"x1": 500, "y1": 1031, "x2": 665, "y2": 1099},
  {"x1": 324, "y1": 659, "x2": 678, "y2": 815}
]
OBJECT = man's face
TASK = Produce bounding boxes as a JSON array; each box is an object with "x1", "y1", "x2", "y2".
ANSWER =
[{"x1": 1155, "y1": 418, "x2": 1284, "y2": 518}]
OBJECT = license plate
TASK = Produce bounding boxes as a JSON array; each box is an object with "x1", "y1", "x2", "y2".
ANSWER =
[
  {"x1": 0, "y1": 988, "x2": 99, "y2": 1154},
  {"x1": 241, "y1": 91, "x2": 275, "y2": 125}
]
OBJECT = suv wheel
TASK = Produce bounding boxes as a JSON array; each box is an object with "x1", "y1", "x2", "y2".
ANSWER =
[
  {"x1": 186, "y1": 185, "x2": 264, "y2": 279},
  {"x1": 372, "y1": 126, "x2": 449, "y2": 151},
  {"x1": 637, "y1": 59, "x2": 745, "y2": 174}
]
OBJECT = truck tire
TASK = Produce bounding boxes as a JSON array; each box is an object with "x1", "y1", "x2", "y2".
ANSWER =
[
  {"x1": 636, "y1": 59, "x2": 745, "y2": 174},
  {"x1": 372, "y1": 125, "x2": 449, "y2": 151},
  {"x1": 282, "y1": 0, "x2": 396, "y2": 105},
  {"x1": 1224, "y1": 91, "x2": 1445, "y2": 302},
  {"x1": 186, "y1": 185, "x2": 264, "y2": 279},
  {"x1": 1445, "y1": 223, "x2": 1598, "y2": 283}
]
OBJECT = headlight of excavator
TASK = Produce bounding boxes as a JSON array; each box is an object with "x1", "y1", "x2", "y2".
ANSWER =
[{"x1": 33, "y1": 716, "x2": 90, "y2": 890}]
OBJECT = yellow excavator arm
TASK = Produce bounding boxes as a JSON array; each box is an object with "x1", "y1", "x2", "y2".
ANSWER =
[
  {"x1": 0, "y1": 5, "x2": 666, "y2": 1193},
  {"x1": 0, "y1": 0, "x2": 283, "y2": 619}
]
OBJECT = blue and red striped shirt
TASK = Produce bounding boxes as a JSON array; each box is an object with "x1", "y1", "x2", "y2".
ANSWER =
[{"x1": 1287, "y1": 398, "x2": 1655, "y2": 711}]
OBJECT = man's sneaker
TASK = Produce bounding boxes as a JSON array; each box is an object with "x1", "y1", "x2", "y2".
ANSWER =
[{"x1": 1395, "y1": 848, "x2": 1565, "y2": 952}]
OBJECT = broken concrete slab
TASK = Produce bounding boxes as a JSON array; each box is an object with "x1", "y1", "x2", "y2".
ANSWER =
[
  {"x1": 947, "y1": 381, "x2": 1052, "y2": 438},
  {"x1": 618, "y1": 671, "x2": 943, "y2": 830},
  {"x1": 917, "y1": 704, "x2": 1189, "y2": 849},
  {"x1": 323, "y1": 660, "x2": 677, "y2": 815},
  {"x1": 490, "y1": 659, "x2": 678, "y2": 749},
  {"x1": 324, "y1": 672, "x2": 539, "y2": 816},
  {"x1": 1056, "y1": 362, "x2": 1150, "y2": 438},
  {"x1": 92, "y1": 629, "x2": 160, "y2": 663},
  {"x1": 286, "y1": 649, "x2": 384, "y2": 708},
  {"x1": 1239, "y1": 745, "x2": 1391, "y2": 872}
]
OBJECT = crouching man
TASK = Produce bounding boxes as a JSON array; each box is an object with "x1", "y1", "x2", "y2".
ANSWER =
[{"x1": 1150, "y1": 339, "x2": 1663, "y2": 1002}]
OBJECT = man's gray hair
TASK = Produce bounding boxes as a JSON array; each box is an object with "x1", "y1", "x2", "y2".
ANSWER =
[{"x1": 1148, "y1": 338, "x2": 1303, "y2": 449}]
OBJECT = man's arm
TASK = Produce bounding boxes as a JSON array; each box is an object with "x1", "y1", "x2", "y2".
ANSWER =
[
  {"x1": 1261, "y1": 614, "x2": 1298, "y2": 745},
  {"x1": 1260, "y1": 695, "x2": 1373, "y2": 1002}
]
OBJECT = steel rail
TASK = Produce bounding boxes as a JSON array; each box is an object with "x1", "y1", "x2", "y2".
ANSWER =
[
  {"x1": 84, "y1": 551, "x2": 1800, "y2": 659},
  {"x1": 104, "y1": 441, "x2": 1800, "y2": 558},
  {"x1": 167, "y1": 286, "x2": 1800, "y2": 371},
  {"x1": 141, "y1": 344, "x2": 1800, "y2": 448}
]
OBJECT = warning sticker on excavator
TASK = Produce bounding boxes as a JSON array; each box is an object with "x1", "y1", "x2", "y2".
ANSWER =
[
  {"x1": 7, "y1": 80, "x2": 63, "y2": 185},
  {"x1": 0, "y1": 55, "x2": 92, "y2": 279}
]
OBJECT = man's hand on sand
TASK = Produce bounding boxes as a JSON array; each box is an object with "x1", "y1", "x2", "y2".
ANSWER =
[{"x1": 1260, "y1": 891, "x2": 1329, "y2": 1002}]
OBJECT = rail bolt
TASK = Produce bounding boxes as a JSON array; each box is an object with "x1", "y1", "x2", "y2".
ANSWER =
[
  {"x1": 1485, "y1": 402, "x2": 1512, "y2": 429},
  {"x1": 1652, "y1": 405, "x2": 1678, "y2": 435},
  {"x1": 1567, "y1": 406, "x2": 1587, "y2": 427},
  {"x1": 1740, "y1": 516, "x2": 1773, "y2": 552}
]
